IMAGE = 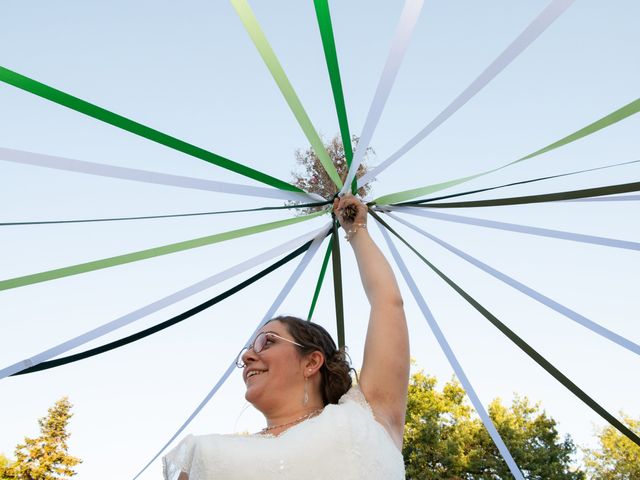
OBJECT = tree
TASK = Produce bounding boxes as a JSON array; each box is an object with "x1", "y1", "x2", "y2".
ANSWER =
[
  {"x1": 583, "y1": 414, "x2": 640, "y2": 479},
  {"x1": 6, "y1": 397, "x2": 81, "y2": 480},
  {"x1": 469, "y1": 396, "x2": 583, "y2": 479},
  {"x1": 403, "y1": 371, "x2": 479, "y2": 479},
  {"x1": 289, "y1": 134, "x2": 373, "y2": 213},
  {"x1": 403, "y1": 369, "x2": 584, "y2": 479},
  {"x1": 0, "y1": 454, "x2": 13, "y2": 480}
]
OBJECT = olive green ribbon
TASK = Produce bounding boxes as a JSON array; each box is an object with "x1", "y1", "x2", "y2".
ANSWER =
[
  {"x1": 396, "y1": 159, "x2": 640, "y2": 205},
  {"x1": 331, "y1": 217, "x2": 346, "y2": 348},
  {"x1": 374, "y1": 97, "x2": 640, "y2": 205},
  {"x1": 0, "y1": 65, "x2": 298, "y2": 192},
  {"x1": 0, "y1": 210, "x2": 324, "y2": 292},
  {"x1": 313, "y1": 0, "x2": 356, "y2": 194},
  {"x1": 370, "y1": 209, "x2": 640, "y2": 448},
  {"x1": 307, "y1": 240, "x2": 333, "y2": 321},
  {"x1": 402, "y1": 181, "x2": 640, "y2": 209},
  {"x1": 231, "y1": 0, "x2": 343, "y2": 189}
]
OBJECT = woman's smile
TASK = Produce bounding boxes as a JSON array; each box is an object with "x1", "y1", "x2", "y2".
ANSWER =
[{"x1": 245, "y1": 368, "x2": 268, "y2": 383}]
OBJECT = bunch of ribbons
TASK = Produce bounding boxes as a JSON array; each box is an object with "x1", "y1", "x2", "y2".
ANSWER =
[{"x1": 2, "y1": 0, "x2": 639, "y2": 479}]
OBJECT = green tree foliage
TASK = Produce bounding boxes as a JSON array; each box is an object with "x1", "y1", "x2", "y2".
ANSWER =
[
  {"x1": 5, "y1": 397, "x2": 81, "y2": 480},
  {"x1": 471, "y1": 397, "x2": 583, "y2": 479},
  {"x1": 403, "y1": 369, "x2": 584, "y2": 479},
  {"x1": 0, "y1": 454, "x2": 13, "y2": 480},
  {"x1": 583, "y1": 414, "x2": 640, "y2": 479},
  {"x1": 404, "y1": 371, "x2": 478, "y2": 479}
]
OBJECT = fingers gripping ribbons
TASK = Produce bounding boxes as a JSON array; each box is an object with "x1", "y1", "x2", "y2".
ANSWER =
[
  {"x1": 342, "y1": 204, "x2": 358, "y2": 223},
  {"x1": 334, "y1": 195, "x2": 367, "y2": 241}
]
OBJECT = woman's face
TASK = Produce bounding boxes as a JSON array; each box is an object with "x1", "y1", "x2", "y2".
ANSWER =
[{"x1": 241, "y1": 321, "x2": 306, "y2": 410}]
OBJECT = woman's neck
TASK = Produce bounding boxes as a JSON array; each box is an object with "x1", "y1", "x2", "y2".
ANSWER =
[{"x1": 262, "y1": 402, "x2": 325, "y2": 436}]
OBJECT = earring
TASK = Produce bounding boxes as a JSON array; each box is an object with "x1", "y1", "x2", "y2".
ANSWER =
[{"x1": 303, "y1": 377, "x2": 309, "y2": 406}]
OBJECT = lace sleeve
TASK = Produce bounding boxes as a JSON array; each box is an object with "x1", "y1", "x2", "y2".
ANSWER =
[
  {"x1": 338, "y1": 384, "x2": 373, "y2": 413},
  {"x1": 163, "y1": 434, "x2": 195, "y2": 480}
]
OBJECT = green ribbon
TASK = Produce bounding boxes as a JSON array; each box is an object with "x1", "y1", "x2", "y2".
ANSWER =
[
  {"x1": 0, "y1": 65, "x2": 298, "y2": 192},
  {"x1": 0, "y1": 210, "x2": 324, "y2": 292},
  {"x1": 369, "y1": 209, "x2": 640, "y2": 448},
  {"x1": 331, "y1": 217, "x2": 346, "y2": 348},
  {"x1": 404, "y1": 181, "x2": 640, "y2": 209},
  {"x1": 374, "y1": 97, "x2": 640, "y2": 205},
  {"x1": 313, "y1": 0, "x2": 356, "y2": 194},
  {"x1": 307, "y1": 240, "x2": 333, "y2": 321},
  {"x1": 517, "y1": 98, "x2": 640, "y2": 162},
  {"x1": 398, "y1": 159, "x2": 640, "y2": 205},
  {"x1": 231, "y1": 0, "x2": 343, "y2": 190},
  {"x1": 375, "y1": 174, "x2": 483, "y2": 207}
]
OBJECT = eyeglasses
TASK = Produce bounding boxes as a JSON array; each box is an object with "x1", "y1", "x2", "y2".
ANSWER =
[{"x1": 235, "y1": 331, "x2": 304, "y2": 368}]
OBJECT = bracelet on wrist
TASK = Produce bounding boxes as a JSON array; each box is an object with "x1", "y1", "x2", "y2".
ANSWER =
[{"x1": 344, "y1": 223, "x2": 367, "y2": 242}]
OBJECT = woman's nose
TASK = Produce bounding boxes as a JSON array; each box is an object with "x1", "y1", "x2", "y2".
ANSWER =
[{"x1": 241, "y1": 346, "x2": 258, "y2": 366}]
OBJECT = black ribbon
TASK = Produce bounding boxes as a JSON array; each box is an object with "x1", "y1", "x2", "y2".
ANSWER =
[
  {"x1": 369, "y1": 208, "x2": 640, "y2": 448},
  {"x1": 1, "y1": 201, "x2": 331, "y2": 227},
  {"x1": 331, "y1": 216, "x2": 346, "y2": 349},
  {"x1": 397, "y1": 181, "x2": 640, "y2": 209},
  {"x1": 394, "y1": 159, "x2": 640, "y2": 206},
  {"x1": 12, "y1": 238, "x2": 320, "y2": 376}
]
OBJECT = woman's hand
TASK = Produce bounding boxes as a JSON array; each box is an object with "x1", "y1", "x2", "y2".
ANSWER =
[{"x1": 333, "y1": 194, "x2": 368, "y2": 241}]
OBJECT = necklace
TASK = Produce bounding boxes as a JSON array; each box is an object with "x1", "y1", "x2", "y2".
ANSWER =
[{"x1": 260, "y1": 408, "x2": 324, "y2": 435}]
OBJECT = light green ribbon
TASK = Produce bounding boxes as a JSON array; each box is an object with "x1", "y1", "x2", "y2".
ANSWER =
[
  {"x1": 0, "y1": 211, "x2": 325, "y2": 291},
  {"x1": 231, "y1": 0, "x2": 343, "y2": 190},
  {"x1": 374, "y1": 97, "x2": 640, "y2": 205}
]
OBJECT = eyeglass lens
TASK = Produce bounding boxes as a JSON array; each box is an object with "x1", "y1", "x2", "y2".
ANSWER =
[
  {"x1": 236, "y1": 332, "x2": 270, "y2": 368},
  {"x1": 253, "y1": 332, "x2": 268, "y2": 353}
]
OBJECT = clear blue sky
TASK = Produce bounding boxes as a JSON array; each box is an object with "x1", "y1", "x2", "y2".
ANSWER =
[{"x1": 1, "y1": 1, "x2": 638, "y2": 478}]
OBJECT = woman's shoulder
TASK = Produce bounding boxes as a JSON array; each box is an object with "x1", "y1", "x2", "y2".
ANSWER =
[
  {"x1": 163, "y1": 432, "x2": 262, "y2": 480},
  {"x1": 163, "y1": 434, "x2": 195, "y2": 480}
]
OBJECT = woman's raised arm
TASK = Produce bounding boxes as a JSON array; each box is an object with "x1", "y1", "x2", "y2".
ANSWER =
[{"x1": 334, "y1": 195, "x2": 409, "y2": 449}]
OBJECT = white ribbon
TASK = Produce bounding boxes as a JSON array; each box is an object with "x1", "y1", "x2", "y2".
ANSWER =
[
  {"x1": 0, "y1": 223, "x2": 331, "y2": 380},
  {"x1": 340, "y1": 0, "x2": 424, "y2": 194},
  {"x1": 132, "y1": 225, "x2": 329, "y2": 480},
  {"x1": 387, "y1": 206, "x2": 640, "y2": 251},
  {"x1": 0, "y1": 147, "x2": 323, "y2": 202},
  {"x1": 387, "y1": 212, "x2": 640, "y2": 356},
  {"x1": 569, "y1": 195, "x2": 640, "y2": 203},
  {"x1": 359, "y1": 0, "x2": 575, "y2": 187},
  {"x1": 377, "y1": 222, "x2": 524, "y2": 480}
]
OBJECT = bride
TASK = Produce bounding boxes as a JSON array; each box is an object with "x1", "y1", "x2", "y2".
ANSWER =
[{"x1": 163, "y1": 195, "x2": 409, "y2": 479}]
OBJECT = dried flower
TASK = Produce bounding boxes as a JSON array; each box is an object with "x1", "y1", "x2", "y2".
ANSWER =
[{"x1": 288, "y1": 134, "x2": 374, "y2": 214}]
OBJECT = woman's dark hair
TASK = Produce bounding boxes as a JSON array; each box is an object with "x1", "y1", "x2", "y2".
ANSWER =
[{"x1": 267, "y1": 315, "x2": 353, "y2": 405}]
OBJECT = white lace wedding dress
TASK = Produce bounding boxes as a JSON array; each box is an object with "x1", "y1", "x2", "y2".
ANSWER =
[{"x1": 163, "y1": 385, "x2": 405, "y2": 479}]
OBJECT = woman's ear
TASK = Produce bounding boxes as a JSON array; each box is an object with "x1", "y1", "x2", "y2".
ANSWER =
[{"x1": 304, "y1": 351, "x2": 325, "y2": 375}]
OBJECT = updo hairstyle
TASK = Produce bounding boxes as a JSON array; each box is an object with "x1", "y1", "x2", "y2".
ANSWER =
[{"x1": 267, "y1": 315, "x2": 353, "y2": 405}]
